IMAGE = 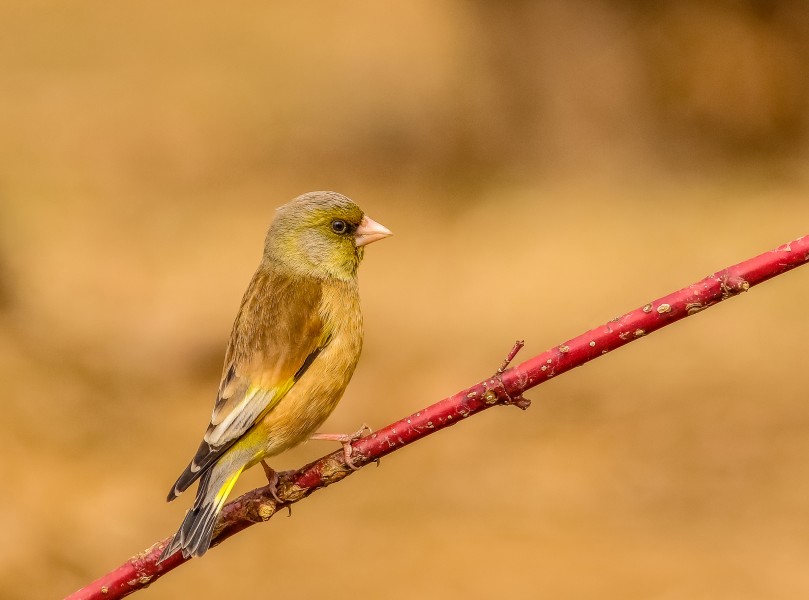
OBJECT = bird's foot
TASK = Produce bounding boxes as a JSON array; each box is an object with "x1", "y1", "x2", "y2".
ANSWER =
[
  {"x1": 310, "y1": 423, "x2": 372, "y2": 470},
  {"x1": 260, "y1": 460, "x2": 283, "y2": 503},
  {"x1": 260, "y1": 461, "x2": 292, "y2": 515}
]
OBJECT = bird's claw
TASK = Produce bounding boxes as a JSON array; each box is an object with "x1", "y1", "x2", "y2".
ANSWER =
[
  {"x1": 260, "y1": 461, "x2": 293, "y2": 515},
  {"x1": 310, "y1": 423, "x2": 372, "y2": 470},
  {"x1": 260, "y1": 460, "x2": 283, "y2": 503}
]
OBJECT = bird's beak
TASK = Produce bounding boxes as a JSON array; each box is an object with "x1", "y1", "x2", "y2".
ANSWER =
[{"x1": 355, "y1": 215, "x2": 393, "y2": 247}]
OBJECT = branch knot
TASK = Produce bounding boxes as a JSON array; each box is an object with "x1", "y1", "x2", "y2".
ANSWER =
[{"x1": 484, "y1": 340, "x2": 531, "y2": 410}]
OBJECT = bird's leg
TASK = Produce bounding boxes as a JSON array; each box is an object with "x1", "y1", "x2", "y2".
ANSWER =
[
  {"x1": 260, "y1": 460, "x2": 283, "y2": 503},
  {"x1": 310, "y1": 423, "x2": 372, "y2": 470},
  {"x1": 260, "y1": 461, "x2": 293, "y2": 516}
]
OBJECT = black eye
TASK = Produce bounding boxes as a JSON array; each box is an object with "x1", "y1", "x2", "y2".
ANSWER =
[{"x1": 331, "y1": 219, "x2": 348, "y2": 234}]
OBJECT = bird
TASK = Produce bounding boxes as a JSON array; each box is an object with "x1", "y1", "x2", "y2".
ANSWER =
[{"x1": 159, "y1": 191, "x2": 392, "y2": 561}]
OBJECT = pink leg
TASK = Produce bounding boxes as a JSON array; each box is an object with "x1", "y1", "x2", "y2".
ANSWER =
[
  {"x1": 260, "y1": 460, "x2": 282, "y2": 503},
  {"x1": 260, "y1": 461, "x2": 292, "y2": 516},
  {"x1": 310, "y1": 423, "x2": 372, "y2": 470}
]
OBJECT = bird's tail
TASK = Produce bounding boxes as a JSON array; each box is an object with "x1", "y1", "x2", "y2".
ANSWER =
[{"x1": 159, "y1": 462, "x2": 245, "y2": 562}]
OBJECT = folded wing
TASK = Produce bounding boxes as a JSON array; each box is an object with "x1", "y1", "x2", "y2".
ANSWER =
[{"x1": 166, "y1": 269, "x2": 329, "y2": 501}]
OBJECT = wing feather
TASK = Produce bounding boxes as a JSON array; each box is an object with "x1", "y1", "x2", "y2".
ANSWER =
[{"x1": 167, "y1": 267, "x2": 329, "y2": 501}]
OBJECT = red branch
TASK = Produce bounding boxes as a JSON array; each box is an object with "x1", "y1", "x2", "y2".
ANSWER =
[{"x1": 65, "y1": 235, "x2": 809, "y2": 600}]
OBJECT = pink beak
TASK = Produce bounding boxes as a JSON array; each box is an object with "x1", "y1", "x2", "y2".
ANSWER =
[{"x1": 355, "y1": 215, "x2": 393, "y2": 247}]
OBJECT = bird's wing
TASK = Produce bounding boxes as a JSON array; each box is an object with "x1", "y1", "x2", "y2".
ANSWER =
[{"x1": 168, "y1": 270, "x2": 330, "y2": 501}]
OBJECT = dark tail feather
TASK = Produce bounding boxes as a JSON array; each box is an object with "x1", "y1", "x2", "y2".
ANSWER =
[{"x1": 158, "y1": 465, "x2": 243, "y2": 562}]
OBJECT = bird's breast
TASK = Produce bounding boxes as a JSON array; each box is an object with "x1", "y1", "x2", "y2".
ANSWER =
[{"x1": 256, "y1": 280, "x2": 363, "y2": 455}]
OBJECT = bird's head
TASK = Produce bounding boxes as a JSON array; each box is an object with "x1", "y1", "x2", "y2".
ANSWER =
[{"x1": 265, "y1": 191, "x2": 392, "y2": 280}]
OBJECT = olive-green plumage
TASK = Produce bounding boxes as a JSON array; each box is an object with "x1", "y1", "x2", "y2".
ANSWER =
[{"x1": 160, "y1": 191, "x2": 391, "y2": 560}]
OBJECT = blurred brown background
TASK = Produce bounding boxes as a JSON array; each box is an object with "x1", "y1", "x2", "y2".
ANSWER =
[{"x1": 2, "y1": 1, "x2": 809, "y2": 598}]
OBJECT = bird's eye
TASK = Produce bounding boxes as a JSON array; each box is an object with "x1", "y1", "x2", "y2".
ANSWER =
[{"x1": 331, "y1": 219, "x2": 348, "y2": 234}]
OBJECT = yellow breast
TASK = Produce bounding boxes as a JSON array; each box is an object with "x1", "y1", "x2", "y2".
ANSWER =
[{"x1": 251, "y1": 279, "x2": 363, "y2": 457}]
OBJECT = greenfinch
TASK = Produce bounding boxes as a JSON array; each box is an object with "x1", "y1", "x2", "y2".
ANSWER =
[{"x1": 160, "y1": 191, "x2": 391, "y2": 560}]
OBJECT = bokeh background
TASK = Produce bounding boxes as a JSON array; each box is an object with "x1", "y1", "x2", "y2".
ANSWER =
[{"x1": 2, "y1": 1, "x2": 809, "y2": 598}]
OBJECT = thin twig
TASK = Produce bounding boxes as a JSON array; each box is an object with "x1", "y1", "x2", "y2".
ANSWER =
[{"x1": 496, "y1": 339, "x2": 525, "y2": 374}]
